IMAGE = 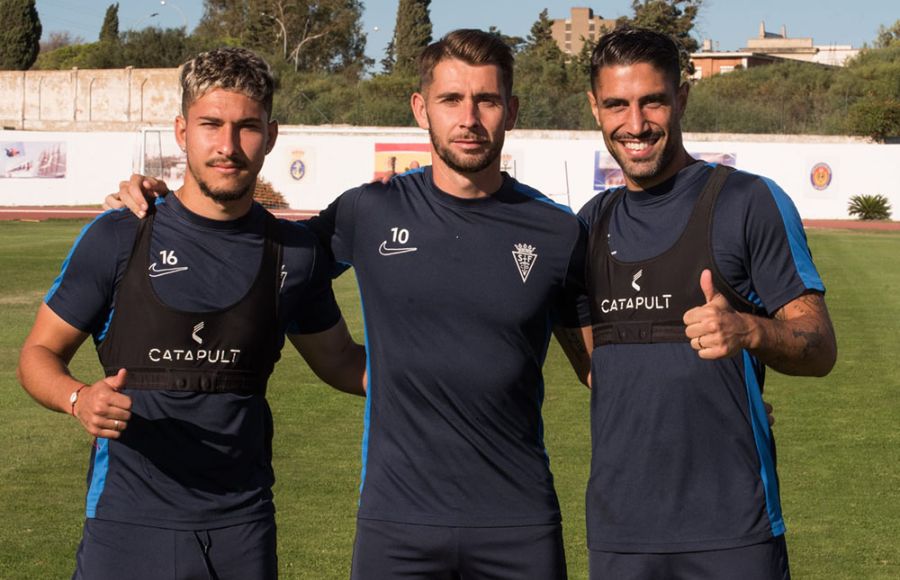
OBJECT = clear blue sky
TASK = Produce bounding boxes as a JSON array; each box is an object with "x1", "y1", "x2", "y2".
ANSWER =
[{"x1": 36, "y1": 0, "x2": 898, "y2": 63}]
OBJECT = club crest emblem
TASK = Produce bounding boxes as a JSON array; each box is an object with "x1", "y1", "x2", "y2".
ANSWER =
[{"x1": 512, "y1": 243, "x2": 538, "y2": 283}]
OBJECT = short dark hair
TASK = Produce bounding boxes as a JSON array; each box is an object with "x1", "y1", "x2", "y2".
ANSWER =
[
  {"x1": 590, "y1": 26, "x2": 683, "y2": 93},
  {"x1": 418, "y1": 29, "x2": 515, "y2": 100},
  {"x1": 180, "y1": 47, "x2": 275, "y2": 118}
]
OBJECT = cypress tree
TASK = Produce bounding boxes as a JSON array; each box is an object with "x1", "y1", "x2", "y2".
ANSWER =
[
  {"x1": 99, "y1": 3, "x2": 119, "y2": 42},
  {"x1": 0, "y1": 0, "x2": 42, "y2": 70},
  {"x1": 385, "y1": 0, "x2": 431, "y2": 75}
]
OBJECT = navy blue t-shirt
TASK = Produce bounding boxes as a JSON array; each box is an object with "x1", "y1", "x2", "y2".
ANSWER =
[
  {"x1": 578, "y1": 162, "x2": 825, "y2": 552},
  {"x1": 45, "y1": 194, "x2": 341, "y2": 529},
  {"x1": 309, "y1": 167, "x2": 586, "y2": 526}
]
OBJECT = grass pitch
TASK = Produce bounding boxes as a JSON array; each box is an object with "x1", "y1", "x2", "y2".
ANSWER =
[{"x1": 0, "y1": 221, "x2": 897, "y2": 578}]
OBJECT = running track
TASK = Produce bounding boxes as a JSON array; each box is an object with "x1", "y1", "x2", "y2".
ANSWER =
[{"x1": 1, "y1": 206, "x2": 898, "y2": 230}]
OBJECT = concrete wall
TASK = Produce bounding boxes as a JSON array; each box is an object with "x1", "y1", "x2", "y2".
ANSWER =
[
  {"x1": 1, "y1": 126, "x2": 896, "y2": 220},
  {"x1": 0, "y1": 68, "x2": 180, "y2": 131}
]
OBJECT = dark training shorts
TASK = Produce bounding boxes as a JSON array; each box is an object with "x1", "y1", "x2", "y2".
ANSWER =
[
  {"x1": 589, "y1": 535, "x2": 790, "y2": 580},
  {"x1": 72, "y1": 517, "x2": 277, "y2": 580},
  {"x1": 350, "y1": 518, "x2": 568, "y2": 580}
]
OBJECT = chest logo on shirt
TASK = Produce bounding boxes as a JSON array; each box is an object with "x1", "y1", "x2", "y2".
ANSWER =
[
  {"x1": 147, "y1": 321, "x2": 241, "y2": 364},
  {"x1": 379, "y1": 227, "x2": 418, "y2": 256},
  {"x1": 148, "y1": 249, "x2": 189, "y2": 277},
  {"x1": 632, "y1": 269, "x2": 643, "y2": 292},
  {"x1": 192, "y1": 322, "x2": 205, "y2": 345},
  {"x1": 512, "y1": 243, "x2": 538, "y2": 283},
  {"x1": 599, "y1": 267, "x2": 673, "y2": 314}
]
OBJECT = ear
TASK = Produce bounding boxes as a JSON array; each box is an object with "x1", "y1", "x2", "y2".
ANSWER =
[
  {"x1": 265, "y1": 120, "x2": 279, "y2": 155},
  {"x1": 505, "y1": 95, "x2": 519, "y2": 131},
  {"x1": 175, "y1": 115, "x2": 187, "y2": 151},
  {"x1": 411, "y1": 92, "x2": 429, "y2": 130},
  {"x1": 586, "y1": 91, "x2": 601, "y2": 127}
]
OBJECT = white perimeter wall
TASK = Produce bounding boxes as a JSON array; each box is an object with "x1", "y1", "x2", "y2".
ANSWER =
[{"x1": 1, "y1": 126, "x2": 897, "y2": 220}]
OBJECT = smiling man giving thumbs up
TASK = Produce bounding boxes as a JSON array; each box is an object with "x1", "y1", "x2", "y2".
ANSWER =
[{"x1": 578, "y1": 27, "x2": 837, "y2": 580}]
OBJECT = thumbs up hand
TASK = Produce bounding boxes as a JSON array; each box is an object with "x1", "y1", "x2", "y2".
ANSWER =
[
  {"x1": 73, "y1": 368, "x2": 133, "y2": 439},
  {"x1": 683, "y1": 269, "x2": 754, "y2": 360}
]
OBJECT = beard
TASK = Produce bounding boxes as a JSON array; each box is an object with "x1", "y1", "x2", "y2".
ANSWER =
[
  {"x1": 197, "y1": 179, "x2": 253, "y2": 203},
  {"x1": 428, "y1": 127, "x2": 505, "y2": 175},
  {"x1": 604, "y1": 129, "x2": 679, "y2": 183},
  {"x1": 188, "y1": 158, "x2": 254, "y2": 203}
]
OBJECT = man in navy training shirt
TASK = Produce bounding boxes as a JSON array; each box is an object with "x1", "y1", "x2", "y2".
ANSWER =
[
  {"x1": 578, "y1": 27, "x2": 837, "y2": 580},
  {"x1": 17, "y1": 47, "x2": 365, "y2": 580},
  {"x1": 107, "y1": 29, "x2": 592, "y2": 580}
]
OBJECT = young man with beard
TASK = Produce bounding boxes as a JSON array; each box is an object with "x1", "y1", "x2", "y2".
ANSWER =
[
  {"x1": 17, "y1": 48, "x2": 365, "y2": 579},
  {"x1": 579, "y1": 27, "x2": 837, "y2": 579},
  {"x1": 107, "y1": 29, "x2": 590, "y2": 579},
  {"x1": 316, "y1": 30, "x2": 589, "y2": 580}
]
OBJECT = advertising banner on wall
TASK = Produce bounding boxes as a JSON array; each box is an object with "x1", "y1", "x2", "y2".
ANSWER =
[
  {"x1": 374, "y1": 143, "x2": 431, "y2": 180},
  {"x1": 593, "y1": 150, "x2": 736, "y2": 192},
  {"x1": 1, "y1": 141, "x2": 67, "y2": 178}
]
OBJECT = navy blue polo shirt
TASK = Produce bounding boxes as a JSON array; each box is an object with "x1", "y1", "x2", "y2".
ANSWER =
[{"x1": 309, "y1": 167, "x2": 587, "y2": 527}]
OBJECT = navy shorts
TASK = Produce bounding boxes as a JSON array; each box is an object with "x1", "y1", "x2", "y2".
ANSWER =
[
  {"x1": 350, "y1": 518, "x2": 567, "y2": 580},
  {"x1": 72, "y1": 517, "x2": 277, "y2": 580},
  {"x1": 589, "y1": 535, "x2": 790, "y2": 580}
]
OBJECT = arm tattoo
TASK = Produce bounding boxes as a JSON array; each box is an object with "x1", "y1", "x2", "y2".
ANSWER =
[{"x1": 765, "y1": 292, "x2": 835, "y2": 376}]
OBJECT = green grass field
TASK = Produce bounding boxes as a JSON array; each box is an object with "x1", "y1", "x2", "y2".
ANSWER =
[{"x1": 1, "y1": 220, "x2": 898, "y2": 579}]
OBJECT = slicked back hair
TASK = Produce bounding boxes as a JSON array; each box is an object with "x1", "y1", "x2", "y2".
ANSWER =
[
  {"x1": 180, "y1": 47, "x2": 275, "y2": 118},
  {"x1": 590, "y1": 26, "x2": 683, "y2": 94},
  {"x1": 418, "y1": 29, "x2": 515, "y2": 100}
]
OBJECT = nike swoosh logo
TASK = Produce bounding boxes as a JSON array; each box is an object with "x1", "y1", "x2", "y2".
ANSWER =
[
  {"x1": 148, "y1": 262, "x2": 190, "y2": 277},
  {"x1": 378, "y1": 241, "x2": 418, "y2": 256}
]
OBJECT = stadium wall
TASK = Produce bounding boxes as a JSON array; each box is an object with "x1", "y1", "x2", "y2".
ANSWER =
[{"x1": 0, "y1": 126, "x2": 895, "y2": 220}]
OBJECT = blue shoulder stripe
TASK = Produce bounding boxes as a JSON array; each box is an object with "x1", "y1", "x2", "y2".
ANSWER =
[
  {"x1": 44, "y1": 209, "x2": 122, "y2": 303},
  {"x1": 387, "y1": 166, "x2": 427, "y2": 185},
  {"x1": 760, "y1": 177, "x2": 824, "y2": 292}
]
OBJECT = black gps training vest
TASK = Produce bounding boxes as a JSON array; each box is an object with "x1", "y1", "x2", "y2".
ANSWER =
[
  {"x1": 97, "y1": 207, "x2": 283, "y2": 394},
  {"x1": 588, "y1": 165, "x2": 763, "y2": 345}
]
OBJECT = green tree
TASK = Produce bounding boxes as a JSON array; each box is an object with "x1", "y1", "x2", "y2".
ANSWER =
[
  {"x1": 33, "y1": 43, "x2": 90, "y2": 69},
  {"x1": 118, "y1": 27, "x2": 195, "y2": 68},
  {"x1": 35, "y1": 27, "x2": 196, "y2": 70},
  {"x1": 384, "y1": 0, "x2": 431, "y2": 75},
  {"x1": 515, "y1": 9, "x2": 590, "y2": 129},
  {"x1": 99, "y1": 3, "x2": 119, "y2": 42},
  {"x1": 524, "y1": 8, "x2": 561, "y2": 61},
  {"x1": 874, "y1": 19, "x2": 900, "y2": 49},
  {"x1": 618, "y1": 0, "x2": 701, "y2": 76},
  {"x1": 195, "y1": 0, "x2": 247, "y2": 42},
  {"x1": 0, "y1": 0, "x2": 42, "y2": 70},
  {"x1": 40, "y1": 30, "x2": 82, "y2": 53},
  {"x1": 487, "y1": 25, "x2": 525, "y2": 54},
  {"x1": 345, "y1": 74, "x2": 418, "y2": 126},
  {"x1": 570, "y1": 34, "x2": 598, "y2": 81},
  {"x1": 619, "y1": 0, "x2": 702, "y2": 51},
  {"x1": 198, "y1": 0, "x2": 368, "y2": 74}
]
